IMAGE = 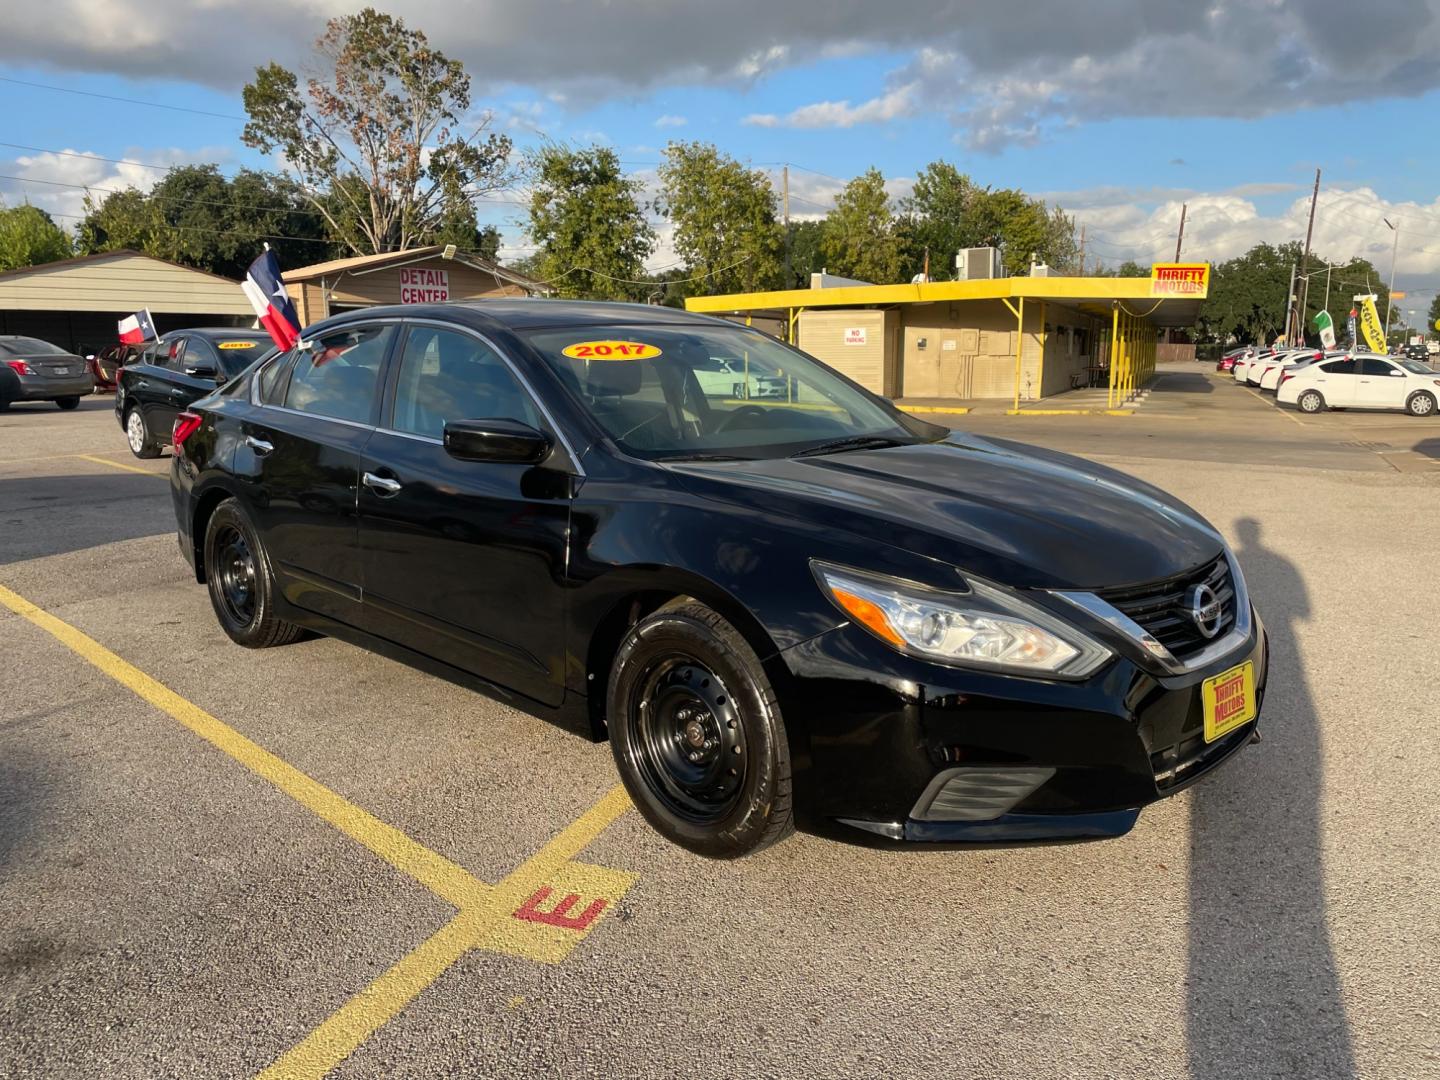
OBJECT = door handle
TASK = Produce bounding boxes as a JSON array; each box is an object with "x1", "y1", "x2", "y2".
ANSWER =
[
  {"x1": 362, "y1": 471, "x2": 402, "y2": 495},
  {"x1": 135, "y1": 380, "x2": 149, "y2": 390},
  {"x1": 244, "y1": 435, "x2": 275, "y2": 455}
]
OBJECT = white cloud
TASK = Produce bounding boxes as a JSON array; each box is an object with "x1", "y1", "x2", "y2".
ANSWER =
[
  {"x1": 743, "y1": 84, "x2": 917, "y2": 129},
  {"x1": 654, "y1": 114, "x2": 687, "y2": 128},
  {"x1": 0, "y1": 145, "x2": 232, "y2": 225}
]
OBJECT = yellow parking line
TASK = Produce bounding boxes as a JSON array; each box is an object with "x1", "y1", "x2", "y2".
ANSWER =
[
  {"x1": 76, "y1": 453, "x2": 168, "y2": 477},
  {"x1": 264, "y1": 786, "x2": 633, "y2": 1080},
  {"x1": 0, "y1": 583, "x2": 491, "y2": 911},
  {"x1": 1, "y1": 581, "x2": 637, "y2": 1077}
]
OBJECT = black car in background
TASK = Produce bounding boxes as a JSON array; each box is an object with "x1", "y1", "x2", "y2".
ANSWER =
[
  {"x1": 168, "y1": 301, "x2": 1266, "y2": 858},
  {"x1": 0, "y1": 335, "x2": 95, "y2": 411},
  {"x1": 116, "y1": 328, "x2": 273, "y2": 456}
]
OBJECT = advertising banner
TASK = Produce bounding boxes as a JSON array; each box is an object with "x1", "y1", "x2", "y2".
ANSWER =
[{"x1": 1356, "y1": 294, "x2": 1387, "y2": 353}]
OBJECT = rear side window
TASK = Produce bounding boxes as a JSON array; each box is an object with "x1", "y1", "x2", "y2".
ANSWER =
[
  {"x1": 1319, "y1": 359, "x2": 1355, "y2": 375},
  {"x1": 283, "y1": 324, "x2": 393, "y2": 424},
  {"x1": 257, "y1": 350, "x2": 293, "y2": 404},
  {"x1": 389, "y1": 327, "x2": 538, "y2": 438}
]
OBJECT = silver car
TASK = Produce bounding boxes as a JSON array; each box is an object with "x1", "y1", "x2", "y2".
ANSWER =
[{"x1": 0, "y1": 335, "x2": 95, "y2": 411}]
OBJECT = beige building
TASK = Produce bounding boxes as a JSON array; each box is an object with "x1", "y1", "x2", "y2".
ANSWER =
[
  {"x1": 0, "y1": 250, "x2": 256, "y2": 353},
  {"x1": 687, "y1": 268, "x2": 1209, "y2": 405},
  {"x1": 282, "y1": 246, "x2": 546, "y2": 325}
]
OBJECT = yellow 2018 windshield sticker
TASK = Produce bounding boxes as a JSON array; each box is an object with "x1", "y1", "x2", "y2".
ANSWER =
[{"x1": 561, "y1": 340, "x2": 662, "y2": 361}]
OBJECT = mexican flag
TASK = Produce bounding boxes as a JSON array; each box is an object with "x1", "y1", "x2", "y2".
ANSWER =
[{"x1": 1313, "y1": 310, "x2": 1336, "y2": 350}]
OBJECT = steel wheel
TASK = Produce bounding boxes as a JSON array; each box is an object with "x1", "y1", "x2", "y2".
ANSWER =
[
  {"x1": 212, "y1": 524, "x2": 258, "y2": 629},
  {"x1": 628, "y1": 656, "x2": 745, "y2": 823}
]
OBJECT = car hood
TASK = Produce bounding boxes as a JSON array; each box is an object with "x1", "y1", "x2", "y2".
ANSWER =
[{"x1": 670, "y1": 433, "x2": 1223, "y2": 590}]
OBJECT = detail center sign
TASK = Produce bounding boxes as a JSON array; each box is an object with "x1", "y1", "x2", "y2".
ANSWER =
[{"x1": 400, "y1": 267, "x2": 450, "y2": 304}]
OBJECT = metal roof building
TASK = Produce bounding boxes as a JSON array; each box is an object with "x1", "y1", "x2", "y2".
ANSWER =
[
  {"x1": 0, "y1": 250, "x2": 255, "y2": 354},
  {"x1": 686, "y1": 265, "x2": 1210, "y2": 408}
]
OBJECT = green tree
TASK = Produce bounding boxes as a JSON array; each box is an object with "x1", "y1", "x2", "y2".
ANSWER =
[
  {"x1": 966, "y1": 187, "x2": 1077, "y2": 275},
  {"x1": 242, "y1": 7, "x2": 512, "y2": 255},
  {"x1": 656, "y1": 141, "x2": 783, "y2": 296},
  {"x1": 0, "y1": 203, "x2": 73, "y2": 270},
  {"x1": 76, "y1": 165, "x2": 333, "y2": 278},
  {"x1": 525, "y1": 145, "x2": 652, "y2": 300},
  {"x1": 1427, "y1": 292, "x2": 1440, "y2": 337},
  {"x1": 784, "y1": 218, "x2": 826, "y2": 288},
  {"x1": 897, "y1": 160, "x2": 976, "y2": 279},
  {"x1": 820, "y1": 168, "x2": 902, "y2": 283}
]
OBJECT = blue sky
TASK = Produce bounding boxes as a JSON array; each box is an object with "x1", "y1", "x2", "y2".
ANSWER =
[{"x1": 4, "y1": 1, "x2": 1440, "y2": 317}]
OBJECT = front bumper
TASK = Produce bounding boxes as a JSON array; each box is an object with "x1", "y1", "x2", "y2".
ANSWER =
[{"x1": 774, "y1": 610, "x2": 1267, "y2": 845}]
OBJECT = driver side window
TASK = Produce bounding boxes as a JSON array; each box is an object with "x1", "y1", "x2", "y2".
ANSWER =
[{"x1": 389, "y1": 326, "x2": 539, "y2": 439}]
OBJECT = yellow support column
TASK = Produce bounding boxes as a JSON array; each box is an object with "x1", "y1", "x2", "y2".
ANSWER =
[
  {"x1": 1108, "y1": 304, "x2": 1120, "y2": 409},
  {"x1": 1011, "y1": 296, "x2": 1026, "y2": 412},
  {"x1": 1037, "y1": 301, "x2": 1047, "y2": 400}
]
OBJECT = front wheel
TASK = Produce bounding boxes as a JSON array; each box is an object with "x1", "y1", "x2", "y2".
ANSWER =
[
  {"x1": 124, "y1": 407, "x2": 161, "y2": 458},
  {"x1": 203, "y1": 499, "x2": 305, "y2": 649},
  {"x1": 607, "y1": 600, "x2": 793, "y2": 859},
  {"x1": 1407, "y1": 391, "x2": 1436, "y2": 417},
  {"x1": 1297, "y1": 389, "x2": 1325, "y2": 414}
]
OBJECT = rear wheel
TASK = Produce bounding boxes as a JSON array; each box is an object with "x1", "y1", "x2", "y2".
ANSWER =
[
  {"x1": 203, "y1": 500, "x2": 305, "y2": 649},
  {"x1": 607, "y1": 599, "x2": 793, "y2": 859},
  {"x1": 55, "y1": 396, "x2": 80, "y2": 411},
  {"x1": 1297, "y1": 389, "x2": 1325, "y2": 414},
  {"x1": 1406, "y1": 391, "x2": 1436, "y2": 417},
  {"x1": 124, "y1": 406, "x2": 161, "y2": 458}
]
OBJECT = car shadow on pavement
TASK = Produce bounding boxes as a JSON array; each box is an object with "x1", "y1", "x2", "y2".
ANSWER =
[
  {"x1": 1411, "y1": 437, "x2": 1439, "y2": 461},
  {"x1": 1186, "y1": 518, "x2": 1356, "y2": 1079},
  {"x1": 0, "y1": 473, "x2": 171, "y2": 565}
]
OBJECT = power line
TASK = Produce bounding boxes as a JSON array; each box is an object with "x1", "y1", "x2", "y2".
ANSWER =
[{"x1": 0, "y1": 75, "x2": 245, "y2": 121}]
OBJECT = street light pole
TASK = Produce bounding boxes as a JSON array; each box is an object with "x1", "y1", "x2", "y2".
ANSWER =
[{"x1": 1383, "y1": 217, "x2": 1400, "y2": 343}]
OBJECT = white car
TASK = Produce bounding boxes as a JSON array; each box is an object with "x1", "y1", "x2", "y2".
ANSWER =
[
  {"x1": 1248, "y1": 348, "x2": 1310, "y2": 386},
  {"x1": 1258, "y1": 349, "x2": 1334, "y2": 391},
  {"x1": 1234, "y1": 349, "x2": 1275, "y2": 383},
  {"x1": 1277, "y1": 353, "x2": 1440, "y2": 416}
]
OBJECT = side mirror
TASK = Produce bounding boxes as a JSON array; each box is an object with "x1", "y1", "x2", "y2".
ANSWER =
[
  {"x1": 443, "y1": 418, "x2": 552, "y2": 465},
  {"x1": 185, "y1": 364, "x2": 219, "y2": 380},
  {"x1": 1390, "y1": 369, "x2": 1406, "y2": 376}
]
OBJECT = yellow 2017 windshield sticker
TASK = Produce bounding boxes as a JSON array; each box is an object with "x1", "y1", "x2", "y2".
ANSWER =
[{"x1": 561, "y1": 340, "x2": 662, "y2": 361}]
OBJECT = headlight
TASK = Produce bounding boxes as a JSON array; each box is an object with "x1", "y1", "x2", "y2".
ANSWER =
[{"x1": 813, "y1": 562, "x2": 1112, "y2": 679}]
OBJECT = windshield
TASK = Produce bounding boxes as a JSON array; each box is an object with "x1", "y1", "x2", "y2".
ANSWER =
[
  {"x1": 0, "y1": 337, "x2": 69, "y2": 356},
  {"x1": 523, "y1": 323, "x2": 939, "y2": 460},
  {"x1": 1399, "y1": 359, "x2": 1436, "y2": 374}
]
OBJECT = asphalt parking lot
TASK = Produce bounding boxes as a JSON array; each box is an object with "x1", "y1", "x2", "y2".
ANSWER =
[{"x1": 2, "y1": 365, "x2": 1438, "y2": 1079}]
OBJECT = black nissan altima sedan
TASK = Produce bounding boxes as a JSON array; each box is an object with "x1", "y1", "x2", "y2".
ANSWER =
[{"x1": 168, "y1": 300, "x2": 1266, "y2": 858}]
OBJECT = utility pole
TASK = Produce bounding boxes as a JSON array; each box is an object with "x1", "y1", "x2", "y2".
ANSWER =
[
  {"x1": 1296, "y1": 167, "x2": 1321, "y2": 340},
  {"x1": 1078, "y1": 225, "x2": 1086, "y2": 275},
  {"x1": 1173, "y1": 204, "x2": 1187, "y2": 262},
  {"x1": 1383, "y1": 217, "x2": 1400, "y2": 342},
  {"x1": 782, "y1": 165, "x2": 791, "y2": 288},
  {"x1": 1290, "y1": 264, "x2": 1301, "y2": 344}
]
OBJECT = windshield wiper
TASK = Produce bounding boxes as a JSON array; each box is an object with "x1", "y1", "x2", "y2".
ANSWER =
[
  {"x1": 659, "y1": 451, "x2": 750, "y2": 462},
  {"x1": 790, "y1": 435, "x2": 909, "y2": 459}
]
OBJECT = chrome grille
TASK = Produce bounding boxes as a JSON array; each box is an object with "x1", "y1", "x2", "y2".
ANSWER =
[{"x1": 1096, "y1": 556, "x2": 1236, "y2": 660}]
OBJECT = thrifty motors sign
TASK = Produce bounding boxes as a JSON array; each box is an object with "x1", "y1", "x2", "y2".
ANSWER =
[
  {"x1": 1149, "y1": 263, "x2": 1210, "y2": 298},
  {"x1": 400, "y1": 267, "x2": 450, "y2": 303}
]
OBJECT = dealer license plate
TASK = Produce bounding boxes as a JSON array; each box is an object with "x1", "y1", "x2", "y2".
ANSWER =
[{"x1": 1201, "y1": 661, "x2": 1256, "y2": 742}]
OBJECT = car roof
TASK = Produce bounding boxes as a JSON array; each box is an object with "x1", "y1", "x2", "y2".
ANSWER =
[
  {"x1": 167, "y1": 328, "x2": 272, "y2": 340},
  {"x1": 319, "y1": 299, "x2": 735, "y2": 334}
]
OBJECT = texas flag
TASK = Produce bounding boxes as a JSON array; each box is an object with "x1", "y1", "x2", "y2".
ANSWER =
[
  {"x1": 117, "y1": 308, "x2": 157, "y2": 345},
  {"x1": 242, "y1": 248, "x2": 303, "y2": 351}
]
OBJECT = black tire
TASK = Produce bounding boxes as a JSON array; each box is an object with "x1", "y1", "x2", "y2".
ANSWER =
[
  {"x1": 607, "y1": 599, "x2": 793, "y2": 859},
  {"x1": 124, "y1": 406, "x2": 161, "y2": 458},
  {"x1": 55, "y1": 396, "x2": 81, "y2": 411},
  {"x1": 203, "y1": 499, "x2": 305, "y2": 649},
  {"x1": 1297, "y1": 389, "x2": 1325, "y2": 414},
  {"x1": 1406, "y1": 391, "x2": 1436, "y2": 417}
]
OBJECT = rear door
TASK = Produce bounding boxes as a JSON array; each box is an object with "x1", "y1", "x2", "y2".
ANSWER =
[
  {"x1": 138, "y1": 336, "x2": 217, "y2": 435},
  {"x1": 1355, "y1": 357, "x2": 1408, "y2": 409},
  {"x1": 356, "y1": 321, "x2": 572, "y2": 706},
  {"x1": 235, "y1": 321, "x2": 396, "y2": 628},
  {"x1": 1309, "y1": 357, "x2": 1358, "y2": 405}
]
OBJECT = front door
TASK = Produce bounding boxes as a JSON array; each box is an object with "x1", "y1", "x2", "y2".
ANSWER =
[
  {"x1": 1355, "y1": 356, "x2": 1409, "y2": 409},
  {"x1": 235, "y1": 322, "x2": 396, "y2": 627},
  {"x1": 357, "y1": 323, "x2": 571, "y2": 707},
  {"x1": 133, "y1": 337, "x2": 217, "y2": 437}
]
